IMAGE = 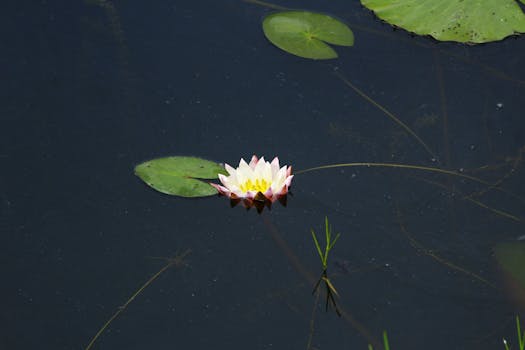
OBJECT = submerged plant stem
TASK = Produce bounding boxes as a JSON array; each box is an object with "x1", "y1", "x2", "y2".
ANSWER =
[
  {"x1": 306, "y1": 287, "x2": 321, "y2": 350},
  {"x1": 297, "y1": 162, "x2": 490, "y2": 184},
  {"x1": 407, "y1": 174, "x2": 522, "y2": 222},
  {"x1": 84, "y1": 249, "x2": 191, "y2": 350},
  {"x1": 334, "y1": 70, "x2": 437, "y2": 160},
  {"x1": 242, "y1": 0, "x2": 289, "y2": 10},
  {"x1": 395, "y1": 207, "x2": 495, "y2": 288}
]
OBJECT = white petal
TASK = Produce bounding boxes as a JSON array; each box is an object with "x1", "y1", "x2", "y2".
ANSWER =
[
  {"x1": 254, "y1": 156, "x2": 267, "y2": 176},
  {"x1": 226, "y1": 172, "x2": 240, "y2": 187},
  {"x1": 218, "y1": 173, "x2": 229, "y2": 186},
  {"x1": 225, "y1": 163, "x2": 236, "y2": 175},
  {"x1": 239, "y1": 158, "x2": 249, "y2": 169},
  {"x1": 219, "y1": 175, "x2": 237, "y2": 190},
  {"x1": 270, "y1": 157, "x2": 280, "y2": 176},
  {"x1": 262, "y1": 161, "x2": 272, "y2": 181}
]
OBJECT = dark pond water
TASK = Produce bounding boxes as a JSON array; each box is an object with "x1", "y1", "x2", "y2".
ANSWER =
[{"x1": 2, "y1": 1, "x2": 525, "y2": 349}]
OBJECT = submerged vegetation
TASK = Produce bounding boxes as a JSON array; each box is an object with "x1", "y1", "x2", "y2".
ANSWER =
[
  {"x1": 84, "y1": 249, "x2": 192, "y2": 350},
  {"x1": 86, "y1": 0, "x2": 525, "y2": 349}
]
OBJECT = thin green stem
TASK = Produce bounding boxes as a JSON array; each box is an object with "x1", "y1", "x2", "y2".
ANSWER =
[
  {"x1": 311, "y1": 229, "x2": 325, "y2": 269},
  {"x1": 517, "y1": 315, "x2": 524, "y2": 350},
  {"x1": 383, "y1": 331, "x2": 390, "y2": 350},
  {"x1": 311, "y1": 217, "x2": 341, "y2": 270},
  {"x1": 503, "y1": 315, "x2": 524, "y2": 350},
  {"x1": 296, "y1": 162, "x2": 492, "y2": 186}
]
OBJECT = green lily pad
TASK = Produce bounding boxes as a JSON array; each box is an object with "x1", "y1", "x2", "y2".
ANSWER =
[
  {"x1": 262, "y1": 11, "x2": 354, "y2": 59},
  {"x1": 494, "y1": 242, "x2": 525, "y2": 288},
  {"x1": 361, "y1": 0, "x2": 525, "y2": 44},
  {"x1": 135, "y1": 156, "x2": 227, "y2": 198}
]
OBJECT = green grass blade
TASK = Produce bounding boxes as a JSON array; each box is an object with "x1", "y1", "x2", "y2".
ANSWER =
[
  {"x1": 517, "y1": 315, "x2": 524, "y2": 349},
  {"x1": 329, "y1": 232, "x2": 341, "y2": 250},
  {"x1": 311, "y1": 229, "x2": 325, "y2": 265},
  {"x1": 383, "y1": 331, "x2": 390, "y2": 350}
]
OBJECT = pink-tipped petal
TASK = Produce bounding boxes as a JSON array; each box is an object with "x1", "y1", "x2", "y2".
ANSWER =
[
  {"x1": 284, "y1": 174, "x2": 294, "y2": 186},
  {"x1": 248, "y1": 155, "x2": 259, "y2": 168},
  {"x1": 264, "y1": 187, "x2": 274, "y2": 200},
  {"x1": 210, "y1": 183, "x2": 231, "y2": 196},
  {"x1": 246, "y1": 190, "x2": 258, "y2": 200}
]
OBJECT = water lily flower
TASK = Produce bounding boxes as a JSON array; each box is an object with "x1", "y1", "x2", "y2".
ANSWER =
[{"x1": 211, "y1": 155, "x2": 293, "y2": 212}]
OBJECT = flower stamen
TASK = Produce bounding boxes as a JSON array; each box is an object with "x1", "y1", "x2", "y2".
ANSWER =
[{"x1": 239, "y1": 178, "x2": 270, "y2": 193}]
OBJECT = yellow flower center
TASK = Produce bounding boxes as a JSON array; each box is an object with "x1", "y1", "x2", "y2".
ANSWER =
[{"x1": 239, "y1": 178, "x2": 270, "y2": 193}]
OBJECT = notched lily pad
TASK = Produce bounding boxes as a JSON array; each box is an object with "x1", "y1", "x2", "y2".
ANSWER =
[
  {"x1": 361, "y1": 0, "x2": 525, "y2": 44},
  {"x1": 263, "y1": 11, "x2": 354, "y2": 59},
  {"x1": 135, "y1": 156, "x2": 227, "y2": 198}
]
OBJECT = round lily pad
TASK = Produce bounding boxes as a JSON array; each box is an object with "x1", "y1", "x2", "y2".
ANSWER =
[
  {"x1": 262, "y1": 11, "x2": 354, "y2": 59},
  {"x1": 135, "y1": 156, "x2": 227, "y2": 198},
  {"x1": 361, "y1": 0, "x2": 525, "y2": 43}
]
